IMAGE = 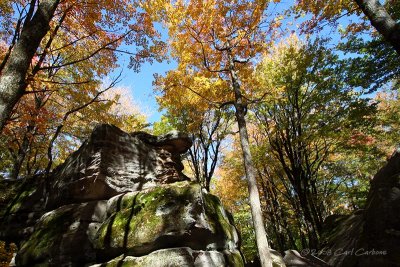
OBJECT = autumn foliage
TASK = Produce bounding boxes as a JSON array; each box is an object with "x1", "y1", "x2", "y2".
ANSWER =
[
  {"x1": 0, "y1": 0, "x2": 162, "y2": 177},
  {"x1": 0, "y1": 0, "x2": 399, "y2": 265}
]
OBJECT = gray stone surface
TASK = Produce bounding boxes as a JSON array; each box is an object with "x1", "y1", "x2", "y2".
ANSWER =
[
  {"x1": 1, "y1": 124, "x2": 244, "y2": 267},
  {"x1": 46, "y1": 124, "x2": 193, "y2": 208},
  {"x1": 270, "y1": 249, "x2": 287, "y2": 267},
  {"x1": 319, "y1": 151, "x2": 400, "y2": 267},
  {"x1": 283, "y1": 250, "x2": 327, "y2": 267},
  {"x1": 89, "y1": 247, "x2": 242, "y2": 267}
]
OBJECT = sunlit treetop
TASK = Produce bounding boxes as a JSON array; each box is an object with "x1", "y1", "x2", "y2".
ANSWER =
[{"x1": 145, "y1": 0, "x2": 286, "y2": 128}]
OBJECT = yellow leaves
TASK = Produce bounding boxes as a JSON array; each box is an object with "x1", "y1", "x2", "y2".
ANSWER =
[
  {"x1": 271, "y1": 14, "x2": 284, "y2": 29},
  {"x1": 213, "y1": 176, "x2": 247, "y2": 212},
  {"x1": 0, "y1": 0, "x2": 12, "y2": 14},
  {"x1": 140, "y1": 0, "x2": 171, "y2": 21},
  {"x1": 155, "y1": 0, "x2": 276, "y2": 125},
  {"x1": 344, "y1": 21, "x2": 370, "y2": 36},
  {"x1": 256, "y1": 33, "x2": 303, "y2": 90},
  {"x1": 101, "y1": 85, "x2": 148, "y2": 132},
  {"x1": 156, "y1": 64, "x2": 234, "y2": 130},
  {"x1": 212, "y1": 150, "x2": 248, "y2": 212}
]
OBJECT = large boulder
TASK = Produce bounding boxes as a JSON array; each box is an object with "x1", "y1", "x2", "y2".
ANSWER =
[
  {"x1": 319, "y1": 151, "x2": 400, "y2": 266},
  {"x1": 93, "y1": 182, "x2": 239, "y2": 258},
  {"x1": 1, "y1": 124, "x2": 244, "y2": 267},
  {"x1": 45, "y1": 124, "x2": 192, "y2": 209},
  {"x1": 16, "y1": 200, "x2": 108, "y2": 266},
  {"x1": 15, "y1": 181, "x2": 243, "y2": 266}
]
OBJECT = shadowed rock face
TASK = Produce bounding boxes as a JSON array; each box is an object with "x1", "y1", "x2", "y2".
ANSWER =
[
  {"x1": 0, "y1": 124, "x2": 244, "y2": 267},
  {"x1": 45, "y1": 124, "x2": 193, "y2": 209},
  {"x1": 318, "y1": 152, "x2": 400, "y2": 267}
]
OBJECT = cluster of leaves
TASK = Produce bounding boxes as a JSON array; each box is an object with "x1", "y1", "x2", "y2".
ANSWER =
[
  {"x1": 338, "y1": 38, "x2": 400, "y2": 94},
  {"x1": 151, "y1": 0, "x2": 276, "y2": 111},
  {"x1": 0, "y1": 0, "x2": 161, "y2": 178}
]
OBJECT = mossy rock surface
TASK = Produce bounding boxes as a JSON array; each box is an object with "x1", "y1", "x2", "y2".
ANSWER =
[
  {"x1": 0, "y1": 179, "x2": 20, "y2": 215},
  {"x1": 15, "y1": 181, "x2": 243, "y2": 266},
  {"x1": 93, "y1": 181, "x2": 239, "y2": 260},
  {"x1": 15, "y1": 201, "x2": 107, "y2": 267},
  {"x1": 0, "y1": 176, "x2": 46, "y2": 216}
]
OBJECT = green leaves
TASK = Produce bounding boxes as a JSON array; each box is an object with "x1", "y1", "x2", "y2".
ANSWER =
[{"x1": 339, "y1": 36, "x2": 400, "y2": 93}]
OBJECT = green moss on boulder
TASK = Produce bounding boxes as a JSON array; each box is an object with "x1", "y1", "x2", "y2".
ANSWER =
[{"x1": 93, "y1": 181, "x2": 240, "y2": 260}]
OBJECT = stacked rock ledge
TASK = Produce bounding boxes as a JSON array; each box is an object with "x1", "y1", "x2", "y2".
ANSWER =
[{"x1": 0, "y1": 124, "x2": 245, "y2": 267}]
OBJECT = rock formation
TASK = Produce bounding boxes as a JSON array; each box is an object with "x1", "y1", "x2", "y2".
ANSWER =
[
  {"x1": 0, "y1": 124, "x2": 244, "y2": 266},
  {"x1": 318, "y1": 151, "x2": 400, "y2": 267},
  {"x1": 5, "y1": 123, "x2": 399, "y2": 267}
]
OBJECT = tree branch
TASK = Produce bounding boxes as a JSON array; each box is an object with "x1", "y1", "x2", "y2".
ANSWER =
[{"x1": 355, "y1": 0, "x2": 400, "y2": 55}]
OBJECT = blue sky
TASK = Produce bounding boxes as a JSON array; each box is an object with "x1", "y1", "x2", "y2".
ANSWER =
[
  {"x1": 114, "y1": 58, "x2": 176, "y2": 124},
  {"x1": 114, "y1": 23, "x2": 175, "y2": 125}
]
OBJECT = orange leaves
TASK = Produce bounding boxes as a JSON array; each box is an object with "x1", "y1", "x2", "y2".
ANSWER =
[
  {"x1": 164, "y1": 0, "x2": 268, "y2": 64},
  {"x1": 213, "y1": 149, "x2": 248, "y2": 212},
  {"x1": 348, "y1": 131, "x2": 375, "y2": 146},
  {"x1": 0, "y1": 0, "x2": 161, "y2": 176},
  {"x1": 294, "y1": 0, "x2": 368, "y2": 34},
  {"x1": 152, "y1": 0, "x2": 276, "y2": 126},
  {"x1": 0, "y1": 241, "x2": 17, "y2": 267}
]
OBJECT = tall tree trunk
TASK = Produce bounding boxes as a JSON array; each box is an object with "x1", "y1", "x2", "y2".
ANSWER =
[
  {"x1": 355, "y1": 0, "x2": 400, "y2": 55},
  {"x1": 0, "y1": 0, "x2": 60, "y2": 130},
  {"x1": 297, "y1": 190, "x2": 319, "y2": 248},
  {"x1": 235, "y1": 103, "x2": 273, "y2": 267},
  {"x1": 228, "y1": 53, "x2": 272, "y2": 267}
]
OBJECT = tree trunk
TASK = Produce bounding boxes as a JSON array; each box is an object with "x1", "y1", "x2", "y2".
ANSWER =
[
  {"x1": 260, "y1": 176, "x2": 285, "y2": 252},
  {"x1": 0, "y1": 0, "x2": 60, "y2": 130},
  {"x1": 235, "y1": 103, "x2": 273, "y2": 267},
  {"x1": 228, "y1": 53, "x2": 272, "y2": 266},
  {"x1": 355, "y1": 0, "x2": 400, "y2": 55}
]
